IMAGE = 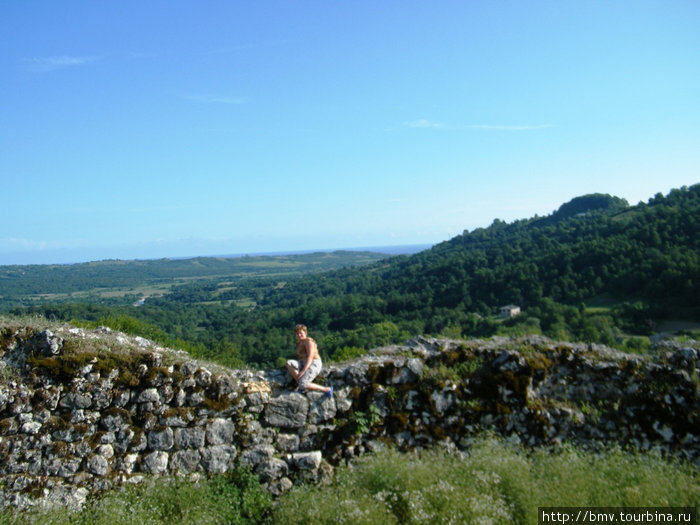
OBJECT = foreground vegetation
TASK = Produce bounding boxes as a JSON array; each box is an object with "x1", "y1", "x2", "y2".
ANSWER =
[{"x1": 1, "y1": 437, "x2": 696, "y2": 524}]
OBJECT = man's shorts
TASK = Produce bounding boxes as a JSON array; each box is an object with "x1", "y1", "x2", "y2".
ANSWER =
[{"x1": 287, "y1": 358, "x2": 322, "y2": 389}]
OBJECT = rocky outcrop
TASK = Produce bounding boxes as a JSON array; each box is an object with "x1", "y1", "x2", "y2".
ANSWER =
[{"x1": 1, "y1": 325, "x2": 698, "y2": 510}]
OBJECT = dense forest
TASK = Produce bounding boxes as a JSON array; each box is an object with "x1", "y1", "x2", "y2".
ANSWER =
[{"x1": 6, "y1": 185, "x2": 700, "y2": 368}]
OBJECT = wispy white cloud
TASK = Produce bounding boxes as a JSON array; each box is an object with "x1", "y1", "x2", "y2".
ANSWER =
[
  {"x1": 186, "y1": 94, "x2": 247, "y2": 105},
  {"x1": 129, "y1": 51, "x2": 158, "y2": 59},
  {"x1": 0, "y1": 237, "x2": 88, "y2": 251},
  {"x1": 21, "y1": 55, "x2": 101, "y2": 72},
  {"x1": 404, "y1": 119, "x2": 552, "y2": 131},
  {"x1": 467, "y1": 124, "x2": 553, "y2": 131},
  {"x1": 68, "y1": 203, "x2": 196, "y2": 215},
  {"x1": 1, "y1": 238, "x2": 49, "y2": 250},
  {"x1": 404, "y1": 119, "x2": 444, "y2": 129},
  {"x1": 204, "y1": 44, "x2": 256, "y2": 55}
]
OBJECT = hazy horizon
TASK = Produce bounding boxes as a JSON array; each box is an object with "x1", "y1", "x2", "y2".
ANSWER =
[{"x1": 0, "y1": 241, "x2": 434, "y2": 267}]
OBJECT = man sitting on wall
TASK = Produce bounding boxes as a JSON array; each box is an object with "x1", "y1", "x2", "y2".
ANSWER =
[{"x1": 286, "y1": 324, "x2": 333, "y2": 397}]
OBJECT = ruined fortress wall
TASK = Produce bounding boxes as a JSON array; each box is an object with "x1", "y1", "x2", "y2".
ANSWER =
[{"x1": 1, "y1": 326, "x2": 698, "y2": 509}]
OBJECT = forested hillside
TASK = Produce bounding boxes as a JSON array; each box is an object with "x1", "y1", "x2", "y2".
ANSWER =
[{"x1": 9, "y1": 185, "x2": 700, "y2": 367}]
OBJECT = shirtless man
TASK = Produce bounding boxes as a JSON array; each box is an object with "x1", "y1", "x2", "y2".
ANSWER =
[{"x1": 286, "y1": 324, "x2": 333, "y2": 396}]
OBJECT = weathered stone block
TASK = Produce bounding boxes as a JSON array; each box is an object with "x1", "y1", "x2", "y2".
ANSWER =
[
  {"x1": 101, "y1": 410, "x2": 131, "y2": 432},
  {"x1": 214, "y1": 374, "x2": 238, "y2": 397},
  {"x1": 0, "y1": 417, "x2": 19, "y2": 436},
  {"x1": 174, "y1": 427, "x2": 205, "y2": 449},
  {"x1": 195, "y1": 368, "x2": 212, "y2": 387},
  {"x1": 87, "y1": 454, "x2": 109, "y2": 476},
  {"x1": 170, "y1": 449, "x2": 202, "y2": 472},
  {"x1": 245, "y1": 391, "x2": 269, "y2": 413},
  {"x1": 137, "y1": 388, "x2": 160, "y2": 404},
  {"x1": 29, "y1": 330, "x2": 64, "y2": 357},
  {"x1": 289, "y1": 450, "x2": 322, "y2": 471},
  {"x1": 20, "y1": 421, "x2": 42, "y2": 435},
  {"x1": 96, "y1": 444, "x2": 114, "y2": 459},
  {"x1": 256, "y1": 457, "x2": 288, "y2": 482},
  {"x1": 91, "y1": 387, "x2": 112, "y2": 410},
  {"x1": 263, "y1": 393, "x2": 308, "y2": 428},
  {"x1": 113, "y1": 428, "x2": 134, "y2": 454},
  {"x1": 59, "y1": 393, "x2": 93, "y2": 410},
  {"x1": 239, "y1": 444, "x2": 275, "y2": 469},
  {"x1": 392, "y1": 358, "x2": 423, "y2": 384},
  {"x1": 344, "y1": 362, "x2": 369, "y2": 385},
  {"x1": 111, "y1": 390, "x2": 131, "y2": 408},
  {"x1": 130, "y1": 430, "x2": 148, "y2": 452},
  {"x1": 147, "y1": 427, "x2": 174, "y2": 450},
  {"x1": 308, "y1": 395, "x2": 336, "y2": 424},
  {"x1": 276, "y1": 433, "x2": 300, "y2": 452},
  {"x1": 142, "y1": 451, "x2": 168, "y2": 474},
  {"x1": 45, "y1": 456, "x2": 82, "y2": 478},
  {"x1": 430, "y1": 388, "x2": 455, "y2": 415},
  {"x1": 267, "y1": 476, "x2": 294, "y2": 497},
  {"x1": 52, "y1": 425, "x2": 87, "y2": 443},
  {"x1": 187, "y1": 391, "x2": 206, "y2": 406},
  {"x1": 180, "y1": 361, "x2": 199, "y2": 376},
  {"x1": 238, "y1": 419, "x2": 265, "y2": 448},
  {"x1": 201, "y1": 444, "x2": 236, "y2": 473},
  {"x1": 206, "y1": 418, "x2": 235, "y2": 445},
  {"x1": 114, "y1": 453, "x2": 138, "y2": 474}
]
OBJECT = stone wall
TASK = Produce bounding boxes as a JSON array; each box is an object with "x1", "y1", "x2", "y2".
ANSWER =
[{"x1": 0, "y1": 324, "x2": 698, "y2": 509}]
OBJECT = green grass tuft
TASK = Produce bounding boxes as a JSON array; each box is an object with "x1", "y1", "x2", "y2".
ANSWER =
[
  {"x1": 0, "y1": 438, "x2": 696, "y2": 524},
  {"x1": 0, "y1": 468, "x2": 271, "y2": 525},
  {"x1": 270, "y1": 437, "x2": 699, "y2": 525}
]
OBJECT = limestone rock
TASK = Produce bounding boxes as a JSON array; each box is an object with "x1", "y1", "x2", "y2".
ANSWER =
[
  {"x1": 141, "y1": 451, "x2": 169, "y2": 474},
  {"x1": 206, "y1": 418, "x2": 235, "y2": 445},
  {"x1": 256, "y1": 457, "x2": 288, "y2": 482},
  {"x1": 170, "y1": 449, "x2": 202, "y2": 472},
  {"x1": 201, "y1": 444, "x2": 237, "y2": 473},
  {"x1": 263, "y1": 393, "x2": 308, "y2": 428},
  {"x1": 289, "y1": 450, "x2": 322, "y2": 471},
  {"x1": 28, "y1": 330, "x2": 64, "y2": 357},
  {"x1": 87, "y1": 454, "x2": 109, "y2": 476},
  {"x1": 147, "y1": 428, "x2": 174, "y2": 451},
  {"x1": 174, "y1": 427, "x2": 205, "y2": 449}
]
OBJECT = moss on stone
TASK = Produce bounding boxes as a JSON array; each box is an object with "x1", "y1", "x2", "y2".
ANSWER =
[
  {"x1": 129, "y1": 427, "x2": 145, "y2": 446},
  {"x1": 28, "y1": 349, "x2": 149, "y2": 388},
  {"x1": 366, "y1": 364, "x2": 382, "y2": 384},
  {"x1": 88, "y1": 430, "x2": 106, "y2": 448},
  {"x1": 428, "y1": 424, "x2": 447, "y2": 440},
  {"x1": 73, "y1": 423, "x2": 91, "y2": 435},
  {"x1": 0, "y1": 417, "x2": 17, "y2": 436},
  {"x1": 102, "y1": 407, "x2": 132, "y2": 425},
  {"x1": 162, "y1": 407, "x2": 194, "y2": 419},
  {"x1": 42, "y1": 415, "x2": 71, "y2": 433},
  {"x1": 21, "y1": 480, "x2": 48, "y2": 499},
  {"x1": 386, "y1": 412, "x2": 410, "y2": 434},
  {"x1": 203, "y1": 395, "x2": 232, "y2": 412},
  {"x1": 49, "y1": 440, "x2": 69, "y2": 457}
]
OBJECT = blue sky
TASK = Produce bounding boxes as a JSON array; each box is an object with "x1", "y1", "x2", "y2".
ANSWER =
[{"x1": 2, "y1": 1, "x2": 699, "y2": 265}]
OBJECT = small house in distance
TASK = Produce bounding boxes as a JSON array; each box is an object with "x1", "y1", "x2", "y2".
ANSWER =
[{"x1": 499, "y1": 304, "x2": 521, "y2": 318}]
